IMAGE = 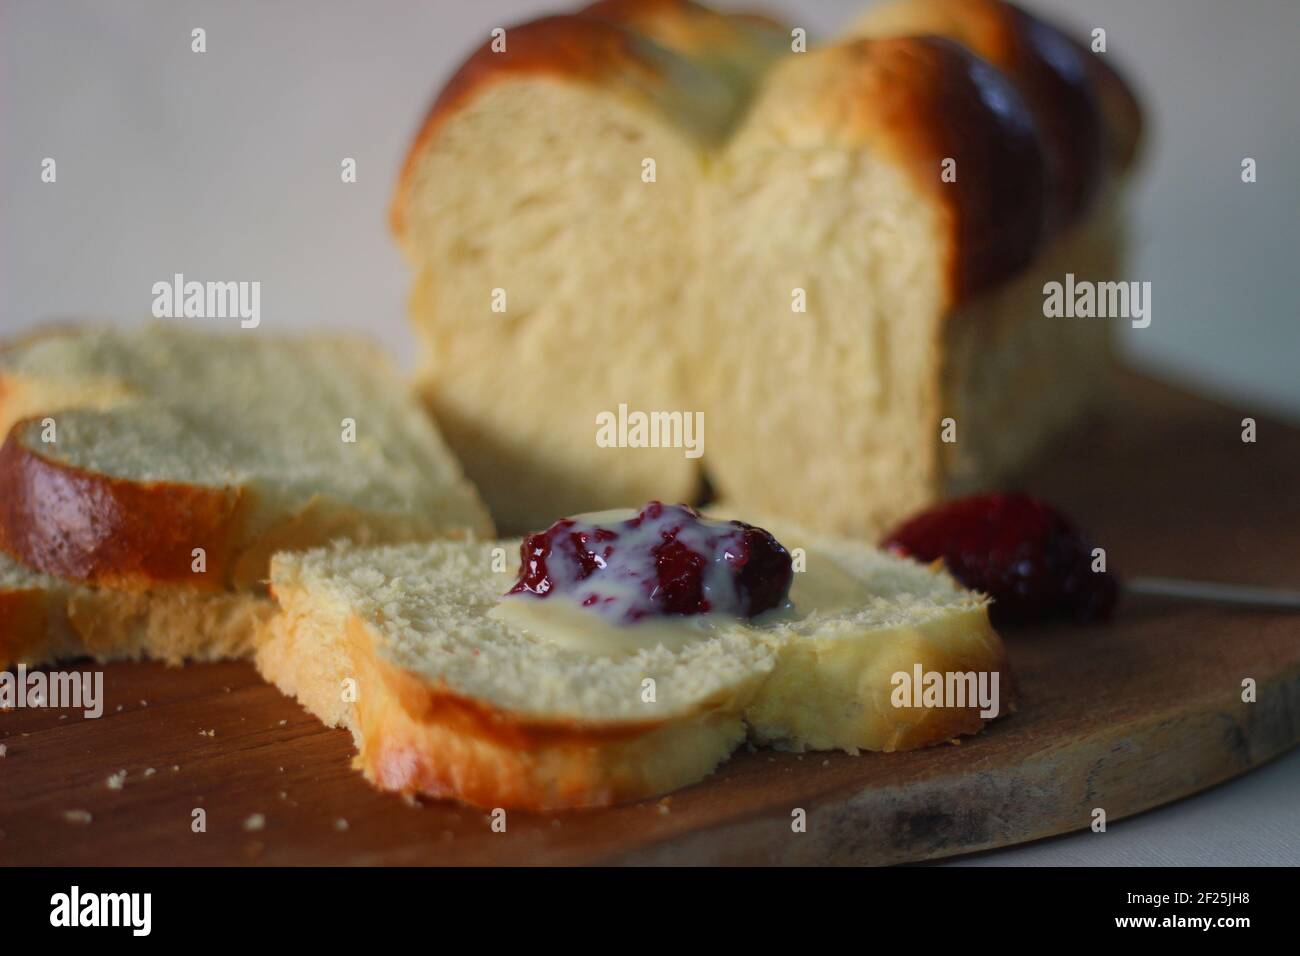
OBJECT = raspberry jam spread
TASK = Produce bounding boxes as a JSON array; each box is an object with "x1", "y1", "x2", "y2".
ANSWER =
[
  {"x1": 882, "y1": 493, "x2": 1118, "y2": 625},
  {"x1": 507, "y1": 502, "x2": 794, "y2": 624}
]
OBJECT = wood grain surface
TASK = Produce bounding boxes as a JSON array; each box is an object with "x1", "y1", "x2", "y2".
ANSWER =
[{"x1": 1, "y1": 374, "x2": 1297, "y2": 866}]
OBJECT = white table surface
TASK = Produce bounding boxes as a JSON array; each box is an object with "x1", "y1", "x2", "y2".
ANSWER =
[
  {"x1": 3, "y1": 0, "x2": 1296, "y2": 866},
  {"x1": 943, "y1": 748, "x2": 1300, "y2": 866}
]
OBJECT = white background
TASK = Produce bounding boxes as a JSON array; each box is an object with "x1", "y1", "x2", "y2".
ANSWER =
[{"x1": 2, "y1": 0, "x2": 1297, "y2": 864}]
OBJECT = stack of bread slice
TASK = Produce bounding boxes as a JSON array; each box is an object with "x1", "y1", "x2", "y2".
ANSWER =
[
  {"x1": 392, "y1": 0, "x2": 1143, "y2": 535},
  {"x1": 257, "y1": 527, "x2": 1009, "y2": 810},
  {"x1": 0, "y1": 324, "x2": 493, "y2": 668},
  {"x1": 0, "y1": 323, "x2": 1012, "y2": 811}
]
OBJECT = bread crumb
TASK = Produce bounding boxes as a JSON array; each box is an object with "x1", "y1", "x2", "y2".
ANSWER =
[
  {"x1": 334, "y1": 818, "x2": 349, "y2": 832},
  {"x1": 278, "y1": 719, "x2": 287, "y2": 726},
  {"x1": 59, "y1": 714, "x2": 68, "y2": 720},
  {"x1": 139, "y1": 699, "x2": 148, "y2": 707},
  {"x1": 657, "y1": 804, "x2": 671, "y2": 816},
  {"x1": 63, "y1": 809, "x2": 93, "y2": 825},
  {"x1": 115, "y1": 705, "x2": 123, "y2": 712},
  {"x1": 0, "y1": 744, "x2": 7, "y2": 757},
  {"x1": 106, "y1": 770, "x2": 127, "y2": 790},
  {"x1": 243, "y1": 813, "x2": 266, "y2": 832},
  {"x1": 143, "y1": 767, "x2": 156, "y2": 777},
  {"x1": 171, "y1": 764, "x2": 180, "y2": 772},
  {"x1": 949, "y1": 738, "x2": 962, "y2": 746}
]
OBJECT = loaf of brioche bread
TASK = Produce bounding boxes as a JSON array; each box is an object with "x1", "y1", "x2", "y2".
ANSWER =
[
  {"x1": 257, "y1": 531, "x2": 1008, "y2": 810},
  {"x1": 393, "y1": 0, "x2": 1142, "y2": 535},
  {"x1": 0, "y1": 324, "x2": 493, "y2": 666}
]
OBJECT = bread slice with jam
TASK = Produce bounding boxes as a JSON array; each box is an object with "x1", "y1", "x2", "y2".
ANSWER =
[{"x1": 257, "y1": 506, "x2": 1009, "y2": 810}]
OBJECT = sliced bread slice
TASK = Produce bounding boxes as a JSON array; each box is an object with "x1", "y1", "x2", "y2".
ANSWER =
[
  {"x1": 0, "y1": 551, "x2": 79, "y2": 665},
  {"x1": 258, "y1": 539, "x2": 772, "y2": 810},
  {"x1": 257, "y1": 528, "x2": 1008, "y2": 810},
  {"x1": 738, "y1": 525, "x2": 1012, "y2": 754},
  {"x1": 0, "y1": 323, "x2": 494, "y2": 591},
  {"x1": 0, "y1": 550, "x2": 270, "y2": 669}
]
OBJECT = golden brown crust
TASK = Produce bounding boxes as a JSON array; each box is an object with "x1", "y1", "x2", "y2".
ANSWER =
[
  {"x1": 811, "y1": 36, "x2": 1049, "y2": 300},
  {"x1": 0, "y1": 421, "x2": 246, "y2": 590},
  {"x1": 851, "y1": 0, "x2": 1142, "y2": 229},
  {"x1": 320, "y1": 616, "x2": 736, "y2": 810},
  {"x1": 891, "y1": 35, "x2": 1050, "y2": 298},
  {"x1": 0, "y1": 588, "x2": 63, "y2": 665},
  {"x1": 357, "y1": 708, "x2": 735, "y2": 811},
  {"x1": 359, "y1": 625, "x2": 1011, "y2": 809},
  {"x1": 286, "y1": 608, "x2": 1009, "y2": 810},
  {"x1": 954, "y1": 0, "x2": 1105, "y2": 229},
  {"x1": 367, "y1": 659, "x2": 692, "y2": 809},
  {"x1": 390, "y1": 15, "x2": 660, "y2": 239},
  {"x1": 382, "y1": 658, "x2": 667, "y2": 749},
  {"x1": 392, "y1": 0, "x2": 1140, "y2": 300},
  {"x1": 885, "y1": 641, "x2": 1016, "y2": 751}
]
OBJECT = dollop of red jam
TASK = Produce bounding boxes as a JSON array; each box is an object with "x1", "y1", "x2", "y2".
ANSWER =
[
  {"x1": 882, "y1": 493, "x2": 1118, "y2": 625},
  {"x1": 508, "y1": 502, "x2": 793, "y2": 622}
]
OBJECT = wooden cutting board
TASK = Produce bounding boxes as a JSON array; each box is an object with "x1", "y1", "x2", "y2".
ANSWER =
[{"x1": 2, "y1": 374, "x2": 1297, "y2": 866}]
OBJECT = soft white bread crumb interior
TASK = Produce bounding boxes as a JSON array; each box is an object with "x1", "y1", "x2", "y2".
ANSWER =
[
  {"x1": 397, "y1": 12, "x2": 788, "y2": 535},
  {"x1": 402, "y1": 77, "x2": 712, "y2": 534},
  {"x1": 695, "y1": 55, "x2": 948, "y2": 535},
  {"x1": 939, "y1": 205, "x2": 1122, "y2": 492},
  {"x1": 258, "y1": 526, "x2": 1008, "y2": 808}
]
